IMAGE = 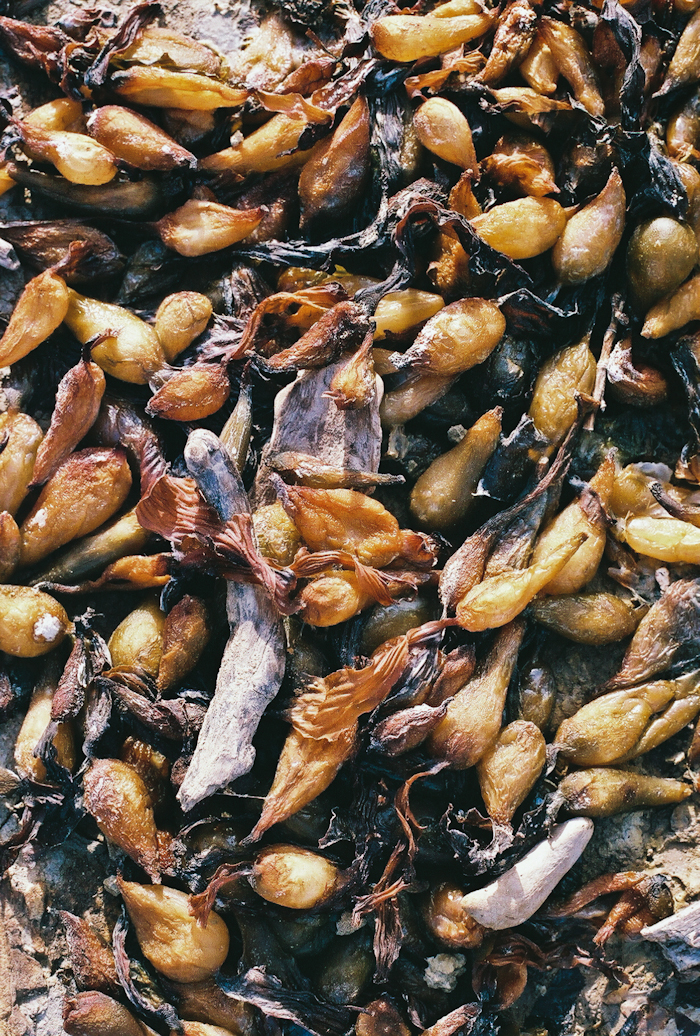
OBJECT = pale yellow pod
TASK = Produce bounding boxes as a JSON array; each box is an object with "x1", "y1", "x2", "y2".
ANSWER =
[
  {"x1": 476, "y1": 720, "x2": 546, "y2": 824},
  {"x1": 252, "y1": 503, "x2": 302, "y2": 566},
  {"x1": 660, "y1": 6, "x2": 700, "y2": 93},
  {"x1": 380, "y1": 372, "x2": 456, "y2": 426},
  {"x1": 156, "y1": 199, "x2": 264, "y2": 257},
  {"x1": 530, "y1": 593, "x2": 641, "y2": 645},
  {"x1": 24, "y1": 97, "x2": 86, "y2": 133},
  {"x1": 65, "y1": 290, "x2": 165, "y2": 384},
  {"x1": 554, "y1": 681, "x2": 676, "y2": 766},
  {"x1": 155, "y1": 291, "x2": 213, "y2": 362},
  {"x1": 413, "y1": 97, "x2": 478, "y2": 173},
  {"x1": 0, "y1": 512, "x2": 20, "y2": 581},
  {"x1": 108, "y1": 597, "x2": 166, "y2": 676},
  {"x1": 552, "y1": 169, "x2": 626, "y2": 284},
  {"x1": 642, "y1": 271, "x2": 700, "y2": 338},
  {"x1": 0, "y1": 270, "x2": 69, "y2": 368},
  {"x1": 201, "y1": 114, "x2": 314, "y2": 174},
  {"x1": 112, "y1": 67, "x2": 248, "y2": 110},
  {"x1": 0, "y1": 411, "x2": 43, "y2": 517},
  {"x1": 531, "y1": 455, "x2": 614, "y2": 595},
  {"x1": 455, "y1": 534, "x2": 586, "y2": 632},
  {"x1": 0, "y1": 164, "x2": 16, "y2": 196},
  {"x1": 251, "y1": 845, "x2": 341, "y2": 909},
  {"x1": 14, "y1": 672, "x2": 75, "y2": 780},
  {"x1": 621, "y1": 515, "x2": 700, "y2": 564},
  {"x1": 119, "y1": 880, "x2": 229, "y2": 983},
  {"x1": 373, "y1": 289, "x2": 444, "y2": 339},
  {"x1": 19, "y1": 126, "x2": 117, "y2": 186},
  {"x1": 432, "y1": 0, "x2": 483, "y2": 14},
  {"x1": 470, "y1": 197, "x2": 566, "y2": 259},
  {"x1": 370, "y1": 13, "x2": 493, "y2": 62},
  {"x1": 395, "y1": 297, "x2": 506, "y2": 376},
  {"x1": 0, "y1": 585, "x2": 71, "y2": 657},
  {"x1": 519, "y1": 35, "x2": 559, "y2": 94},
  {"x1": 528, "y1": 337, "x2": 596, "y2": 444}
]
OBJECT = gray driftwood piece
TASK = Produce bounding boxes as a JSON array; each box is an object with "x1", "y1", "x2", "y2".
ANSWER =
[
  {"x1": 177, "y1": 429, "x2": 285, "y2": 811},
  {"x1": 642, "y1": 900, "x2": 700, "y2": 970},
  {"x1": 252, "y1": 361, "x2": 383, "y2": 506}
]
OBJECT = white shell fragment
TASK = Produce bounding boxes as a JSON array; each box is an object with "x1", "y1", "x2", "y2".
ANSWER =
[
  {"x1": 177, "y1": 430, "x2": 286, "y2": 812},
  {"x1": 641, "y1": 900, "x2": 700, "y2": 970},
  {"x1": 459, "y1": 817, "x2": 594, "y2": 930}
]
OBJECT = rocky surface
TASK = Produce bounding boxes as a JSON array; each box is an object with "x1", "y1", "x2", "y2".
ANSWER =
[{"x1": 1, "y1": 3, "x2": 699, "y2": 1035}]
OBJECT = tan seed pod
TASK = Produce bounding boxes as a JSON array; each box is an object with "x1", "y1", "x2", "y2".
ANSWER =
[
  {"x1": 202, "y1": 114, "x2": 315, "y2": 175},
  {"x1": 83, "y1": 759, "x2": 161, "y2": 881},
  {"x1": 251, "y1": 845, "x2": 341, "y2": 909},
  {"x1": 119, "y1": 879, "x2": 229, "y2": 983},
  {"x1": 147, "y1": 364, "x2": 230, "y2": 421},
  {"x1": 482, "y1": 133, "x2": 558, "y2": 197},
  {"x1": 64, "y1": 290, "x2": 165, "y2": 384},
  {"x1": 428, "y1": 620, "x2": 524, "y2": 768},
  {"x1": 14, "y1": 668, "x2": 75, "y2": 780},
  {"x1": 60, "y1": 912, "x2": 120, "y2": 995},
  {"x1": 0, "y1": 585, "x2": 71, "y2": 657},
  {"x1": 0, "y1": 511, "x2": 20, "y2": 580},
  {"x1": 619, "y1": 514, "x2": 700, "y2": 563},
  {"x1": 88, "y1": 105, "x2": 196, "y2": 171},
  {"x1": 658, "y1": 5, "x2": 700, "y2": 94},
  {"x1": 0, "y1": 269, "x2": 69, "y2": 367},
  {"x1": 559, "y1": 768, "x2": 691, "y2": 818},
  {"x1": 299, "y1": 96, "x2": 371, "y2": 229},
  {"x1": 299, "y1": 570, "x2": 374, "y2": 627},
  {"x1": 108, "y1": 597, "x2": 166, "y2": 677},
  {"x1": 155, "y1": 291, "x2": 213, "y2": 362},
  {"x1": 391, "y1": 297, "x2": 506, "y2": 376},
  {"x1": 30, "y1": 360, "x2": 106, "y2": 487},
  {"x1": 528, "y1": 336, "x2": 596, "y2": 444},
  {"x1": 356, "y1": 1000, "x2": 411, "y2": 1036},
  {"x1": 63, "y1": 991, "x2": 149, "y2": 1036},
  {"x1": 111, "y1": 67, "x2": 247, "y2": 110},
  {"x1": 476, "y1": 720, "x2": 546, "y2": 824},
  {"x1": 379, "y1": 371, "x2": 456, "y2": 426},
  {"x1": 24, "y1": 97, "x2": 86, "y2": 134},
  {"x1": 424, "y1": 883, "x2": 487, "y2": 948},
  {"x1": 530, "y1": 454, "x2": 614, "y2": 595},
  {"x1": 642, "y1": 271, "x2": 700, "y2": 339},
  {"x1": 370, "y1": 13, "x2": 493, "y2": 62},
  {"x1": 29, "y1": 508, "x2": 150, "y2": 588},
  {"x1": 0, "y1": 411, "x2": 43, "y2": 516},
  {"x1": 552, "y1": 168, "x2": 626, "y2": 284},
  {"x1": 157, "y1": 594, "x2": 210, "y2": 692},
  {"x1": 16, "y1": 122, "x2": 117, "y2": 185},
  {"x1": 627, "y1": 217, "x2": 698, "y2": 311},
  {"x1": 252, "y1": 502, "x2": 302, "y2": 565},
  {"x1": 372, "y1": 289, "x2": 444, "y2": 339},
  {"x1": 20, "y1": 448, "x2": 132, "y2": 568},
  {"x1": 667, "y1": 93, "x2": 700, "y2": 162},
  {"x1": 167, "y1": 977, "x2": 263, "y2": 1035},
  {"x1": 530, "y1": 592, "x2": 642, "y2": 645},
  {"x1": 325, "y1": 334, "x2": 376, "y2": 411},
  {"x1": 553, "y1": 679, "x2": 679, "y2": 766},
  {"x1": 410, "y1": 407, "x2": 502, "y2": 530},
  {"x1": 539, "y1": 17, "x2": 604, "y2": 116},
  {"x1": 413, "y1": 97, "x2": 478, "y2": 174},
  {"x1": 517, "y1": 658, "x2": 556, "y2": 731},
  {"x1": 156, "y1": 199, "x2": 264, "y2": 257},
  {"x1": 455, "y1": 533, "x2": 586, "y2": 632},
  {"x1": 120, "y1": 736, "x2": 170, "y2": 807},
  {"x1": 470, "y1": 197, "x2": 566, "y2": 259},
  {"x1": 519, "y1": 34, "x2": 559, "y2": 94}
]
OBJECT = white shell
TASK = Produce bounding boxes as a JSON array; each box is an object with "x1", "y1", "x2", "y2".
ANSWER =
[{"x1": 459, "y1": 817, "x2": 594, "y2": 930}]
